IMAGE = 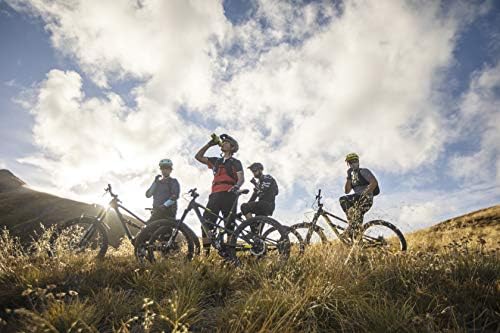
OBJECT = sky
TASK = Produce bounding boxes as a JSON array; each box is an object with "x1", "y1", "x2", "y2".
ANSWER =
[{"x1": 1, "y1": 0, "x2": 499, "y2": 234}]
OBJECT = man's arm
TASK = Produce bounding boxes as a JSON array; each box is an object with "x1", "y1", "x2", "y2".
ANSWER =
[
  {"x1": 344, "y1": 179, "x2": 352, "y2": 194},
  {"x1": 170, "y1": 179, "x2": 180, "y2": 200},
  {"x1": 344, "y1": 169, "x2": 352, "y2": 194},
  {"x1": 146, "y1": 175, "x2": 161, "y2": 198},
  {"x1": 235, "y1": 171, "x2": 244, "y2": 188},
  {"x1": 195, "y1": 142, "x2": 216, "y2": 165},
  {"x1": 248, "y1": 190, "x2": 258, "y2": 202}
]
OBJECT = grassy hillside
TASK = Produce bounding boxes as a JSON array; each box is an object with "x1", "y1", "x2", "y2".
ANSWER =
[
  {"x1": 0, "y1": 205, "x2": 498, "y2": 332},
  {"x1": 0, "y1": 170, "x2": 136, "y2": 246},
  {"x1": 407, "y1": 205, "x2": 500, "y2": 252}
]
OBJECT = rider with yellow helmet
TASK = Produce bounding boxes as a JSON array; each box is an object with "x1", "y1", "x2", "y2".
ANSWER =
[{"x1": 340, "y1": 153, "x2": 379, "y2": 225}]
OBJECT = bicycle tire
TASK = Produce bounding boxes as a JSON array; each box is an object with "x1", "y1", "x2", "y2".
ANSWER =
[
  {"x1": 227, "y1": 216, "x2": 290, "y2": 262},
  {"x1": 361, "y1": 220, "x2": 407, "y2": 252},
  {"x1": 134, "y1": 219, "x2": 195, "y2": 263},
  {"x1": 151, "y1": 223, "x2": 201, "y2": 257},
  {"x1": 48, "y1": 217, "x2": 109, "y2": 258},
  {"x1": 290, "y1": 222, "x2": 328, "y2": 245},
  {"x1": 261, "y1": 225, "x2": 305, "y2": 255}
]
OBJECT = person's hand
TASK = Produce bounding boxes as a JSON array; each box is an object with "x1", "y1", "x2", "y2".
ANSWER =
[
  {"x1": 208, "y1": 139, "x2": 218, "y2": 147},
  {"x1": 155, "y1": 174, "x2": 162, "y2": 182},
  {"x1": 346, "y1": 168, "x2": 353, "y2": 180},
  {"x1": 228, "y1": 185, "x2": 240, "y2": 193}
]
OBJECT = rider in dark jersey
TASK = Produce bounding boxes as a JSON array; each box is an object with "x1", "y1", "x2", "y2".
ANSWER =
[
  {"x1": 339, "y1": 153, "x2": 379, "y2": 225},
  {"x1": 195, "y1": 134, "x2": 244, "y2": 255},
  {"x1": 145, "y1": 158, "x2": 180, "y2": 221},
  {"x1": 241, "y1": 162, "x2": 278, "y2": 219}
]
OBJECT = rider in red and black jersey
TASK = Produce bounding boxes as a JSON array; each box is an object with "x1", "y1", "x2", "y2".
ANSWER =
[{"x1": 195, "y1": 134, "x2": 244, "y2": 254}]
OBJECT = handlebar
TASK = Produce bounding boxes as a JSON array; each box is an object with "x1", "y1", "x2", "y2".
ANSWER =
[
  {"x1": 187, "y1": 188, "x2": 249, "y2": 199},
  {"x1": 315, "y1": 189, "x2": 323, "y2": 207},
  {"x1": 104, "y1": 184, "x2": 118, "y2": 199}
]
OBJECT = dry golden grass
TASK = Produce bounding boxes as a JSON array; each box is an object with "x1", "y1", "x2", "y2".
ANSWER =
[
  {"x1": 407, "y1": 205, "x2": 500, "y2": 252},
  {"x1": 0, "y1": 205, "x2": 499, "y2": 332}
]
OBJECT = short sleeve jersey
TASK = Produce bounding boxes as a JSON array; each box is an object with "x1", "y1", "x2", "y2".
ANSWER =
[
  {"x1": 350, "y1": 168, "x2": 376, "y2": 195},
  {"x1": 207, "y1": 157, "x2": 243, "y2": 193},
  {"x1": 151, "y1": 177, "x2": 180, "y2": 208}
]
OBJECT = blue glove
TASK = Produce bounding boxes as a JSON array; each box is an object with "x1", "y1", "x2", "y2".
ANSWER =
[{"x1": 163, "y1": 199, "x2": 176, "y2": 208}]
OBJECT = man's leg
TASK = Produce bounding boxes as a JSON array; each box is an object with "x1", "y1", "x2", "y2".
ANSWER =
[
  {"x1": 240, "y1": 202, "x2": 253, "y2": 220},
  {"x1": 220, "y1": 192, "x2": 238, "y2": 236},
  {"x1": 339, "y1": 195, "x2": 356, "y2": 215},
  {"x1": 356, "y1": 195, "x2": 373, "y2": 221},
  {"x1": 202, "y1": 193, "x2": 222, "y2": 255}
]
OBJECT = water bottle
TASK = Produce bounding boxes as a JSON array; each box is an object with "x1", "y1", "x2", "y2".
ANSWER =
[{"x1": 210, "y1": 133, "x2": 222, "y2": 146}]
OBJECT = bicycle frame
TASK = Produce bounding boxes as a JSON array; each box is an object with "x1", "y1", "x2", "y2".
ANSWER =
[
  {"x1": 307, "y1": 190, "x2": 350, "y2": 240},
  {"x1": 171, "y1": 189, "x2": 243, "y2": 246},
  {"x1": 85, "y1": 185, "x2": 147, "y2": 242},
  {"x1": 307, "y1": 190, "x2": 387, "y2": 244}
]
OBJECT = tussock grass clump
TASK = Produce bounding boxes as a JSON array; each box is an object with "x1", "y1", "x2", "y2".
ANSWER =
[{"x1": 0, "y1": 229, "x2": 498, "y2": 332}]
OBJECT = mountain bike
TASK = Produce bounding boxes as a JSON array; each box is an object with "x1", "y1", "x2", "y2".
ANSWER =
[
  {"x1": 289, "y1": 190, "x2": 407, "y2": 252},
  {"x1": 134, "y1": 188, "x2": 291, "y2": 264},
  {"x1": 47, "y1": 184, "x2": 197, "y2": 258}
]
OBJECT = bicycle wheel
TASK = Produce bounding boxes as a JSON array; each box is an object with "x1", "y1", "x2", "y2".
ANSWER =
[
  {"x1": 290, "y1": 222, "x2": 328, "y2": 246},
  {"x1": 360, "y1": 220, "x2": 407, "y2": 252},
  {"x1": 261, "y1": 225, "x2": 305, "y2": 255},
  {"x1": 150, "y1": 223, "x2": 200, "y2": 257},
  {"x1": 134, "y1": 219, "x2": 195, "y2": 263},
  {"x1": 48, "y1": 217, "x2": 109, "y2": 258},
  {"x1": 227, "y1": 216, "x2": 290, "y2": 262}
]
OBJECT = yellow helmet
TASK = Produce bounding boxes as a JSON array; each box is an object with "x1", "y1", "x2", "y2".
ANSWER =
[{"x1": 345, "y1": 153, "x2": 359, "y2": 162}]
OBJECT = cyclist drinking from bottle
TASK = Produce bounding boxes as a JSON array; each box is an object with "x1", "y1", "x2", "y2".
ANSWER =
[
  {"x1": 195, "y1": 134, "x2": 244, "y2": 255},
  {"x1": 340, "y1": 153, "x2": 379, "y2": 226},
  {"x1": 145, "y1": 159, "x2": 180, "y2": 222}
]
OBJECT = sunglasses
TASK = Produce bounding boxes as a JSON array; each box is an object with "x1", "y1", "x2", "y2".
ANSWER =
[{"x1": 160, "y1": 166, "x2": 172, "y2": 170}]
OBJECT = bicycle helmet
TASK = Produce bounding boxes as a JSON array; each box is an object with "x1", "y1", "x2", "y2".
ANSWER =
[
  {"x1": 220, "y1": 134, "x2": 239, "y2": 153},
  {"x1": 248, "y1": 162, "x2": 264, "y2": 171},
  {"x1": 159, "y1": 158, "x2": 173, "y2": 168},
  {"x1": 345, "y1": 153, "x2": 359, "y2": 162}
]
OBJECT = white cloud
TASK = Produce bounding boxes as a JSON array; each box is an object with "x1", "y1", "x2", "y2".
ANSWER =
[
  {"x1": 449, "y1": 61, "x2": 500, "y2": 186},
  {"x1": 9, "y1": 0, "x2": 497, "y2": 228}
]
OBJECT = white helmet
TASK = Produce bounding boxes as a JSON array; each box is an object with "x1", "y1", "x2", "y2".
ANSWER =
[{"x1": 159, "y1": 159, "x2": 173, "y2": 168}]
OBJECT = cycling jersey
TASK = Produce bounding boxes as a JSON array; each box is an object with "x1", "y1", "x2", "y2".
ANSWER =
[
  {"x1": 146, "y1": 177, "x2": 180, "y2": 208},
  {"x1": 249, "y1": 174, "x2": 278, "y2": 204},
  {"x1": 348, "y1": 168, "x2": 377, "y2": 196},
  {"x1": 207, "y1": 157, "x2": 243, "y2": 193}
]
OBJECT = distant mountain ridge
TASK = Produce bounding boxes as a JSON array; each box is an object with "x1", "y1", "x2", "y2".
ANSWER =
[
  {"x1": 0, "y1": 169, "x2": 25, "y2": 192},
  {"x1": 0, "y1": 169, "x2": 131, "y2": 245}
]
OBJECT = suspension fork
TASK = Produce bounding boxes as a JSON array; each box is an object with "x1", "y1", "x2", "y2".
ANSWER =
[
  {"x1": 77, "y1": 208, "x2": 108, "y2": 246},
  {"x1": 305, "y1": 210, "x2": 322, "y2": 243},
  {"x1": 164, "y1": 201, "x2": 197, "y2": 246}
]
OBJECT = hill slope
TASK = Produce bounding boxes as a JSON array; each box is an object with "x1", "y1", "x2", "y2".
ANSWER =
[
  {"x1": 0, "y1": 178, "x2": 498, "y2": 332},
  {"x1": 407, "y1": 204, "x2": 500, "y2": 250},
  {"x1": 0, "y1": 169, "x2": 133, "y2": 245}
]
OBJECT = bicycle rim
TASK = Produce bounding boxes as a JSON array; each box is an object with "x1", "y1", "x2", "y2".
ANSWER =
[
  {"x1": 135, "y1": 219, "x2": 194, "y2": 263},
  {"x1": 229, "y1": 217, "x2": 290, "y2": 262},
  {"x1": 290, "y1": 222, "x2": 328, "y2": 246},
  {"x1": 361, "y1": 220, "x2": 407, "y2": 252},
  {"x1": 49, "y1": 218, "x2": 108, "y2": 258}
]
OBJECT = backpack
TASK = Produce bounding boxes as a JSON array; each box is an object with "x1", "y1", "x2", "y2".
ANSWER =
[
  {"x1": 213, "y1": 157, "x2": 238, "y2": 181},
  {"x1": 357, "y1": 168, "x2": 380, "y2": 196}
]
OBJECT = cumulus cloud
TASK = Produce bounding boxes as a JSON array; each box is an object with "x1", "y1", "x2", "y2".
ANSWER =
[
  {"x1": 449, "y1": 61, "x2": 500, "y2": 186},
  {"x1": 8, "y1": 0, "x2": 497, "y2": 227}
]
